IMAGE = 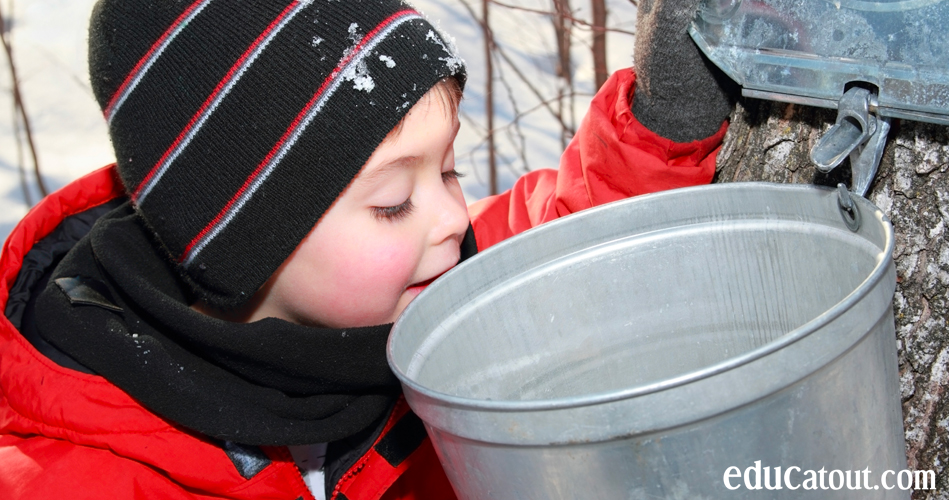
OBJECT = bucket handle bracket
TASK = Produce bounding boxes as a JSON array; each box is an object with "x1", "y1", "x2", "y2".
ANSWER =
[{"x1": 837, "y1": 183, "x2": 862, "y2": 232}]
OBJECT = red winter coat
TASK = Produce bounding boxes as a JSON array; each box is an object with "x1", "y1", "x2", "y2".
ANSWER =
[{"x1": 0, "y1": 68, "x2": 724, "y2": 499}]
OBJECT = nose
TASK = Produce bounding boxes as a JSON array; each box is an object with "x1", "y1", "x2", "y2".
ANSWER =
[{"x1": 430, "y1": 182, "x2": 470, "y2": 247}]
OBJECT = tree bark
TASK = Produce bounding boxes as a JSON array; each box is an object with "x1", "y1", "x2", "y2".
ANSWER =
[
  {"x1": 716, "y1": 97, "x2": 949, "y2": 498},
  {"x1": 551, "y1": 0, "x2": 575, "y2": 149},
  {"x1": 482, "y1": 0, "x2": 497, "y2": 195},
  {"x1": 591, "y1": 0, "x2": 608, "y2": 90}
]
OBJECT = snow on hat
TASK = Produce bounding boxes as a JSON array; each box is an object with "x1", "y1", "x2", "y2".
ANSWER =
[{"x1": 88, "y1": 0, "x2": 466, "y2": 308}]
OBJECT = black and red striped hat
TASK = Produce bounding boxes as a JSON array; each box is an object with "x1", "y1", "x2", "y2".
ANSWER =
[{"x1": 88, "y1": 0, "x2": 466, "y2": 308}]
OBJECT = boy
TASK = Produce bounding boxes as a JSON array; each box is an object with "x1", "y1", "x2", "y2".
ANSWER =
[{"x1": 0, "y1": 0, "x2": 733, "y2": 498}]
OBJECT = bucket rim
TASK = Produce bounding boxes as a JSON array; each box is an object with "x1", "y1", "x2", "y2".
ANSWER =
[{"x1": 388, "y1": 183, "x2": 895, "y2": 412}]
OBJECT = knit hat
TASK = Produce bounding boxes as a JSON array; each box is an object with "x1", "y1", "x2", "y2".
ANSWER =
[{"x1": 88, "y1": 0, "x2": 466, "y2": 308}]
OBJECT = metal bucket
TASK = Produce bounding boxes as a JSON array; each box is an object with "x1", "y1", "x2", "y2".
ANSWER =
[{"x1": 388, "y1": 183, "x2": 906, "y2": 499}]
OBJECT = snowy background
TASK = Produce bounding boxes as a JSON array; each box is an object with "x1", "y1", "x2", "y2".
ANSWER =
[{"x1": 0, "y1": 0, "x2": 637, "y2": 240}]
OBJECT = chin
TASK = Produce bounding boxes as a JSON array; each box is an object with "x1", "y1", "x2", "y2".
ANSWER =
[{"x1": 388, "y1": 296, "x2": 416, "y2": 323}]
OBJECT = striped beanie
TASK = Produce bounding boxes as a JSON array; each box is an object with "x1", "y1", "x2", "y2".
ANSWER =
[{"x1": 88, "y1": 0, "x2": 466, "y2": 308}]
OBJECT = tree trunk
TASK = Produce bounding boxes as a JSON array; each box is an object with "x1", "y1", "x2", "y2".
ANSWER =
[
  {"x1": 591, "y1": 0, "x2": 608, "y2": 90},
  {"x1": 482, "y1": 0, "x2": 497, "y2": 195},
  {"x1": 716, "y1": 97, "x2": 949, "y2": 498},
  {"x1": 551, "y1": 0, "x2": 574, "y2": 149}
]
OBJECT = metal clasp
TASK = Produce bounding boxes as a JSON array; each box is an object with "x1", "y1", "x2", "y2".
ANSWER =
[
  {"x1": 836, "y1": 183, "x2": 861, "y2": 232},
  {"x1": 810, "y1": 87, "x2": 892, "y2": 198}
]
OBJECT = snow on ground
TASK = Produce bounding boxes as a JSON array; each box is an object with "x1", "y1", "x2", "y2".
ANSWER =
[
  {"x1": 0, "y1": 0, "x2": 635, "y2": 241},
  {"x1": 0, "y1": 0, "x2": 115, "y2": 238}
]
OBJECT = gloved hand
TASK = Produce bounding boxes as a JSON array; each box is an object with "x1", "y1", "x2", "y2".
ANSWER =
[{"x1": 632, "y1": 0, "x2": 738, "y2": 142}]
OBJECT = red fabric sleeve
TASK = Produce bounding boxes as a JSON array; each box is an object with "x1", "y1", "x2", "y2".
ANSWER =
[{"x1": 468, "y1": 68, "x2": 727, "y2": 251}]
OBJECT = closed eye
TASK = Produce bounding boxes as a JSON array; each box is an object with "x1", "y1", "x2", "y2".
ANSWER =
[
  {"x1": 372, "y1": 198, "x2": 415, "y2": 222},
  {"x1": 442, "y1": 169, "x2": 464, "y2": 182}
]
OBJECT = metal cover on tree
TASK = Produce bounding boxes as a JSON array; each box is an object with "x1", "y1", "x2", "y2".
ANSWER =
[{"x1": 690, "y1": 0, "x2": 949, "y2": 125}]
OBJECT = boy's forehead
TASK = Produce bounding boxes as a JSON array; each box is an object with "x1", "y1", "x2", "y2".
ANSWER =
[
  {"x1": 382, "y1": 85, "x2": 460, "y2": 145},
  {"x1": 354, "y1": 97, "x2": 460, "y2": 185},
  {"x1": 359, "y1": 156, "x2": 423, "y2": 185}
]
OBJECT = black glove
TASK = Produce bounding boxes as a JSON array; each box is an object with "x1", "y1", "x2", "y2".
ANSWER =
[{"x1": 632, "y1": 0, "x2": 738, "y2": 142}]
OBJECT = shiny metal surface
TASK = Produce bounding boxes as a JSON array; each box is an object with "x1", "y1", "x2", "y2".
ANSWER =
[
  {"x1": 689, "y1": 0, "x2": 949, "y2": 126},
  {"x1": 810, "y1": 87, "x2": 892, "y2": 198},
  {"x1": 389, "y1": 183, "x2": 905, "y2": 499}
]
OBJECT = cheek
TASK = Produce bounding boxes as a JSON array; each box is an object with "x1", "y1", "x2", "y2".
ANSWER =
[
  {"x1": 309, "y1": 229, "x2": 420, "y2": 325},
  {"x1": 336, "y1": 235, "x2": 418, "y2": 293}
]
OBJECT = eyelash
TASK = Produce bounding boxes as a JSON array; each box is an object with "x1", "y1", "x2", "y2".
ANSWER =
[
  {"x1": 442, "y1": 169, "x2": 464, "y2": 181},
  {"x1": 372, "y1": 199, "x2": 415, "y2": 222},
  {"x1": 371, "y1": 169, "x2": 465, "y2": 222}
]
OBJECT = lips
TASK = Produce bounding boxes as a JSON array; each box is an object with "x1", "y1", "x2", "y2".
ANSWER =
[{"x1": 407, "y1": 269, "x2": 449, "y2": 292}]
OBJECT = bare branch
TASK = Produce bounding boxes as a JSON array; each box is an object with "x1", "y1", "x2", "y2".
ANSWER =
[
  {"x1": 4, "y1": 0, "x2": 29, "y2": 205},
  {"x1": 11, "y1": 89, "x2": 31, "y2": 206},
  {"x1": 1, "y1": 0, "x2": 49, "y2": 199},
  {"x1": 482, "y1": 0, "x2": 498, "y2": 195},
  {"x1": 551, "y1": 0, "x2": 574, "y2": 149},
  {"x1": 457, "y1": 91, "x2": 594, "y2": 166},
  {"x1": 454, "y1": 0, "x2": 575, "y2": 134},
  {"x1": 494, "y1": 45, "x2": 574, "y2": 135},
  {"x1": 591, "y1": 0, "x2": 608, "y2": 90},
  {"x1": 489, "y1": 0, "x2": 635, "y2": 37},
  {"x1": 492, "y1": 47, "x2": 531, "y2": 173}
]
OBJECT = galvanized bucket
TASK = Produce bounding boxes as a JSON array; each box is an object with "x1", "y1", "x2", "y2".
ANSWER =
[{"x1": 388, "y1": 183, "x2": 906, "y2": 499}]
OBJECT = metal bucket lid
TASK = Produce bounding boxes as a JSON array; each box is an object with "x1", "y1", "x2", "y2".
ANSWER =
[
  {"x1": 388, "y1": 183, "x2": 896, "y2": 445},
  {"x1": 690, "y1": 0, "x2": 949, "y2": 125}
]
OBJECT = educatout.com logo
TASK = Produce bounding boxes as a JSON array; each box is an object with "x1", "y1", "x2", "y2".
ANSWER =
[{"x1": 724, "y1": 461, "x2": 936, "y2": 491}]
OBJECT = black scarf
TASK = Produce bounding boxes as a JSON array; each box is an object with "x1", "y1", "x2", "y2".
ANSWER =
[{"x1": 36, "y1": 203, "x2": 478, "y2": 446}]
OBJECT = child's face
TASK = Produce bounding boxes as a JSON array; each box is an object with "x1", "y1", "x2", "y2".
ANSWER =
[{"x1": 252, "y1": 88, "x2": 469, "y2": 328}]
